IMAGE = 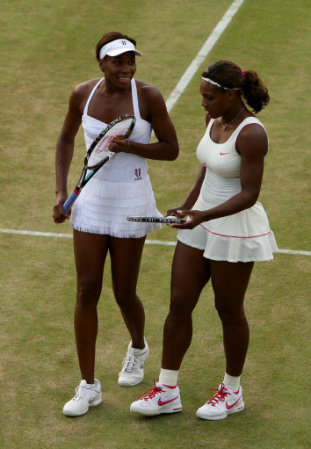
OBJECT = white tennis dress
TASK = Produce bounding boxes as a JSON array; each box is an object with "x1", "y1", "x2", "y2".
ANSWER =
[
  {"x1": 178, "y1": 117, "x2": 278, "y2": 262},
  {"x1": 71, "y1": 78, "x2": 162, "y2": 237}
]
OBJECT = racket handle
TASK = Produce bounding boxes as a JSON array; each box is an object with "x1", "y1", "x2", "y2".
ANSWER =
[{"x1": 63, "y1": 190, "x2": 79, "y2": 215}]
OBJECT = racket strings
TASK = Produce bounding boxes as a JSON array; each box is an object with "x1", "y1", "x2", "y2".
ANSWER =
[{"x1": 88, "y1": 136, "x2": 114, "y2": 167}]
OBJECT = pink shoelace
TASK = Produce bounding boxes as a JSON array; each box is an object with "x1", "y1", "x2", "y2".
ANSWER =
[
  {"x1": 136, "y1": 383, "x2": 164, "y2": 402},
  {"x1": 207, "y1": 384, "x2": 230, "y2": 406}
]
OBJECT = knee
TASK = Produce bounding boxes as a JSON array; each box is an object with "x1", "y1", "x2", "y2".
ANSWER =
[
  {"x1": 114, "y1": 286, "x2": 137, "y2": 311},
  {"x1": 77, "y1": 278, "x2": 102, "y2": 309},
  {"x1": 214, "y1": 297, "x2": 246, "y2": 326},
  {"x1": 168, "y1": 290, "x2": 193, "y2": 320}
]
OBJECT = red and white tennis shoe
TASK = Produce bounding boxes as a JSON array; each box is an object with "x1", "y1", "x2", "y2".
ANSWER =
[
  {"x1": 130, "y1": 382, "x2": 182, "y2": 416},
  {"x1": 196, "y1": 383, "x2": 244, "y2": 420}
]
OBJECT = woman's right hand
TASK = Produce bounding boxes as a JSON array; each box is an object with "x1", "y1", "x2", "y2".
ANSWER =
[{"x1": 53, "y1": 193, "x2": 69, "y2": 224}]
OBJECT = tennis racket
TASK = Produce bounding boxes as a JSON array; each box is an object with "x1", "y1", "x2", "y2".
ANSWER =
[
  {"x1": 127, "y1": 216, "x2": 186, "y2": 224},
  {"x1": 63, "y1": 113, "x2": 136, "y2": 215}
]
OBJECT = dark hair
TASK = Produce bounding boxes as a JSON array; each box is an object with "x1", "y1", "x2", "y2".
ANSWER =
[
  {"x1": 95, "y1": 32, "x2": 137, "y2": 61},
  {"x1": 202, "y1": 60, "x2": 269, "y2": 113}
]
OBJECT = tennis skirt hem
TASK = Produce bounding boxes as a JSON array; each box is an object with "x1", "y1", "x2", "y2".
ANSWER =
[{"x1": 177, "y1": 227, "x2": 278, "y2": 263}]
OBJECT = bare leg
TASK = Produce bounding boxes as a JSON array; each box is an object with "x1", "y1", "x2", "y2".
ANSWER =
[
  {"x1": 109, "y1": 237, "x2": 146, "y2": 349},
  {"x1": 210, "y1": 260, "x2": 254, "y2": 376},
  {"x1": 73, "y1": 230, "x2": 109, "y2": 383},
  {"x1": 162, "y1": 242, "x2": 211, "y2": 369}
]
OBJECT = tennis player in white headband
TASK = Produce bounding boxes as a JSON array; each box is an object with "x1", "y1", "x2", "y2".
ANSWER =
[{"x1": 99, "y1": 38, "x2": 143, "y2": 60}]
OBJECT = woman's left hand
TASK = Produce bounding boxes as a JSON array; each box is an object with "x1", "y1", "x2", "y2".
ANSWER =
[
  {"x1": 108, "y1": 135, "x2": 131, "y2": 153},
  {"x1": 169, "y1": 209, "x2": 207, "y2": 229}
]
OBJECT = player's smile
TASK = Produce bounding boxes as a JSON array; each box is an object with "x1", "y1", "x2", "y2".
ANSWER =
[
  {"x1": 101, "y1": 52, "x2": 136, "y2": 88},
  {"x1": 119, "y1": 75, "x2": 132, "y2": 85}
]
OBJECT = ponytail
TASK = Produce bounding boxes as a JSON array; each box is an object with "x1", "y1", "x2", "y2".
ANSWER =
[{"x1": 241, "y1": 69, "x2": 269, "y2": 113}]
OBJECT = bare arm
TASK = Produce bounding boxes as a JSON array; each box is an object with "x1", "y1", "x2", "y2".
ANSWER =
[
  {"x1": 167, "y1": 114, "x2": 211, "y2": 217},
  {"x1": 173, "y1": 123, "x2": 268, "y2": 228},
  {"x1": 167, "y1": 166, "x2": 206, "y2": 216},
  {"x1": 53, "y1": 85, "x2": 85, "y2": 222}
]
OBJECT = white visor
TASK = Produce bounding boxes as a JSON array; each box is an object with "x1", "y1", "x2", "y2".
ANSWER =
[{"x1": 99, "y1": 39, "x2": 143, "y2": 60}]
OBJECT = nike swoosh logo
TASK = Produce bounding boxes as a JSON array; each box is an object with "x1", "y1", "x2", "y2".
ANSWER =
[
  {"x1": 219, "y1": 152, "x2": 230, "y2": 155},
  {"x1": 226, "y1": 397, "x2": 241, "y2": 410},
  {"x1": 158, "y1": 396, "x2": 179, "y2": 406}
]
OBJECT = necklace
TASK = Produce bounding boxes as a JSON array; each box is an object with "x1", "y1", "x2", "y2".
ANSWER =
[{"x1": 221, "y1": 107, "x2": 244, "y2": 130}]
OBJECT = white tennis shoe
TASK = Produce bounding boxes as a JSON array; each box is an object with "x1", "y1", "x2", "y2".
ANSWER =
[
  {"x1": 63, "y1": 379, "x2": 102, "y2": 417},
  {"x1": 196, "y1": 383, "x2": 244, "y2": 420},
  {"x1": 130, "y1": 382, "x2": 182, "y2": 416},
  {"x1": 118, "y1": 338, "x2": 149, "y2": 386}
]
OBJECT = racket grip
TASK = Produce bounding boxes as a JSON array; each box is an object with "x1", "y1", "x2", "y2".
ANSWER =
[{"x1": 63, "y1": 190, "x2": 79, "y2": 215}]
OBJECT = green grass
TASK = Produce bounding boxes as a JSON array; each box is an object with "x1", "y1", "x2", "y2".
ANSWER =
[{"x1": 1, "y1": 0, "x2": 311, "y2": 448}]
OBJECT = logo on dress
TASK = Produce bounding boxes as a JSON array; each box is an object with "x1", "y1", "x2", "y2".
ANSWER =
[{"x1": 134, "y1": 168, "x2": 142, "y2": 181}]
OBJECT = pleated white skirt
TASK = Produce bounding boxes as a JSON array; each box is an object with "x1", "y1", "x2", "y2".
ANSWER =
[{"x1": 71, "y1": 176, "x2": 162, "y2": 238}]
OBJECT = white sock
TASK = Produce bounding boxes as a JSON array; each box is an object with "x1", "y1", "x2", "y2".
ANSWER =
[
  {"x1": 223, "y1": 373, "x2": 241, "y2": 392},
  {"x1": 159, "y1": 368, "x2": 179, "y2": 386}
]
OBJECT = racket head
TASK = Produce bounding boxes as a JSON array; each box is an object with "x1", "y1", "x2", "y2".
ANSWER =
[
  {"x1": 127, "y1": 216, "x2": 187, "y2": 224},
  {"x1": 87, "y1": 114, "x2": 135, "y2": 169}
]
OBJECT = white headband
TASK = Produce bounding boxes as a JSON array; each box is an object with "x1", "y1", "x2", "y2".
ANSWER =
[
  {"x1": 202, "y1": 76, "x2": 240, "y2": 91},
  {"x1": 99, "y1": 39, "x2": 143, "y2": 60}
]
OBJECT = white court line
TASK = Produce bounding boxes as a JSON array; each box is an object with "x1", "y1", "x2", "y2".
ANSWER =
[
  {"x1": 275, "y1": 248, "x2": 311, "y2": 257},
  {"x1": 0, "y1": 228, "x2": 310, "y2": 255},
  {"x1": 166, "y1": 0, "x2": 245, "y2": 112}
]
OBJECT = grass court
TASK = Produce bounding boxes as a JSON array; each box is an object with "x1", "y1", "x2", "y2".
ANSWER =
[{"x1": 1, "y1": 1, "x2": 310, "y2": 448}]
